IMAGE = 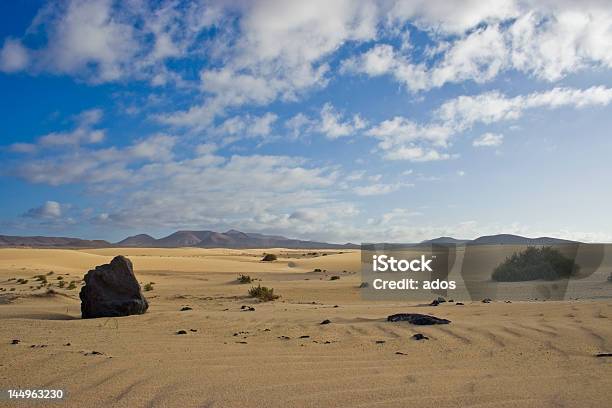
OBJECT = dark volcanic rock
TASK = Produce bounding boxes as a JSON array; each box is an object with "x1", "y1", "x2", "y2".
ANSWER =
[
  {"x1": 412, "y1": 333, "x2": 429, "y2": 340},
  {"x1": 387, "y1": 313, "x2": 451, "y2": 325},
  {"x1": 79, "y1": 256, "x2": 148, "y2": 319},
  {"x1": 320, "y1": 319, "x2": 331, "y2": 325}
]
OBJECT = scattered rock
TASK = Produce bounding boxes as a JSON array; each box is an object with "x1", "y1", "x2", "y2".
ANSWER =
[
  {"x1": 236, "y1": 341, "x2": 248, "y2": 344},
  {"x1": 429, "y1": 299, "x2": 440, "y2": 306},
  {"x1": 176, "y1": 330, "x2": 188, "y2": 335},
  {"x1": 180, "y1": 306, "x2": 193, "y2": 311},
  {"x1": 505, "y1": 300, "x2": 512, "y2": 303},
  {"x1": 456, "y1": 302, "x2": 465, "y2": 306},
  {"x1": 64, "y1": 343, "x2": 71, "y2": 346},
  {"x1": 189, "y1": 329, "x2": 198, "y2": 332},
  {"x1": 482, "y1": 298, "x2": 492, "y2": 303},
  {"x1": 89, "y1": 351, "x2": 103, "y2": 355},
  {"x1": 240, "y1": 305, "x2": 255, "y2": 311},
  {"x1": 448, "y1": 299, "x2": 454, "y2": 302},
  {"x1": 395, "y1": 351, "x2": 407, "y2": 355},
  {"x1": 11, "y1": 339, "x2": 19, "y2": 345},
  {"x1": 436, "y1": 297, "x2": 446, "y2": 303},
  {"x1": 299, "y1": 335, "x2": 310, "y2": 339},
  {"x1": 80, "y1": 256, "x2": 148, "y2": 319},
  {"x1": 375, "y1": 340, "x2": 386, "y2": 344},
  {"x1": 320, "y1": 319, "x2": 331, "y2": 325},
  {"x1": 261, "y1": 254, "x2": 277, "y2": 262},
  {"x1": 387, "y1": 313, "x2": 451, "y2": 325},
  {"x1": 278, "y1": 336, "x2": 291, "y2": 340},
  {"x1": 595, "y1": 353, "x2": 612, "y2": 357},
  {"x1": 330, "y1": 276, "x2": 340, "y2": 281},
  {"x1": 411, "y1": 333, "x2": 429, "y2": 341}
]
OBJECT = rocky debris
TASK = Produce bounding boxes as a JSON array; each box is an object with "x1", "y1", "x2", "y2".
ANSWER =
[
  {"x1": 387, "y1": 313, "x2": 451, "y2": 325},
  {"x1": 299, "y1": 335, "x2": 310, "y2": 339},
  {"x1": 176, "y1": 330, "x2": 188, "y2": 335},
  {"x1": 482, "y1": 298, "x2": 492, "y2": 303},
  {"x1": 236, "y1": 341, "x2": 248, "y2": 344},
  {"x1": 595, "y1": 353, "x2": 612, "y2": 357},
  {"x1": 278, "y1": 336, "x2": 291, "y2": 340},
  {"x1": 11, "y1": 339, "x2": 19, "y2": 345},
  {"x1": 330, "y1": 276, "x2": 340, "y2": 281},
  {"x1": 240, "y1": 305, "x2": 255, "y2": 311},
  {"x1": 30, "y1": 344, "x2": 47, "y2": 348},
  {"x1": 436, "y1": 297, "x2": 446, "y2": 303},
  {"x1": 64, "y1": 343, "x2": 71, "y2": 346},
  {"x1": 456, "y1": 302, "x2": 465, "y2": 305},
  {"x1": 189, "y1": 329, "x2": 198, "y2": 332},
  {"x1": 320, "y1": 319, "x2": 331, "y2": 325},
  {"x1": 261, "y1": 254, "x2": 277, "y2": 262},
  {"x1": 395, "y1": 351, "x2": 407, "y2": 355},
  {"x1": 79, "y1": 256, "x2": 148, "y2": 319},
  {"x1": 375, "y1": 340, "x2": 386, "y2": 344},
  {"x1": 233, "y1": 331, "x2": 249, "y2": 337},
  {"x1": 180, "y1": 306, "x2": 192, "y2": 311},
  {"x1": 412, "y1": 333, "x2": 429, "y2": 340}
]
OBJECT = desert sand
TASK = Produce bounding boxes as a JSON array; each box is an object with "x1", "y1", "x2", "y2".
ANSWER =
[{"x1": 0, "y1": 247, "x2": 611, "y2": 407}]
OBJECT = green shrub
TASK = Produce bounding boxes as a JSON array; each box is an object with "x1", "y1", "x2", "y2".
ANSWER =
[
  {"x1": 492, "y1": 246, "x2": 578, "y2": 282},
  {"x1": 261, "y1": 254, "x2": 277, "y2": 262},
  {"x1": 143, "y1": 282, "x2": 154, "y2": 291},
  {"x1": 248, "y1": 285, "x2": 279, "y2": 301},
  {"x1": 58, "y1": 280, "x2": 65, "y2": 288},
  {"x1": 67, "y1": 281, "x2": 77, "y2": 290},
  {"x1": 237, "y1": 274, "x2": 252, "y2": 284},
  {"x1": 330, "y1": 276, "x2": 340, "y2": 280}
]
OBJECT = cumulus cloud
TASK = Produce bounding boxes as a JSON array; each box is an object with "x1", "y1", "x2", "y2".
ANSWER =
[
  {"x1": 0, "y1": 38, "x2": 29, "y2": 72},
  {"x1": 318, "y1": 103, "x2": 366, "y2": 139},
  {"x1": 473, "y1": 133, "x2": 504, "y2": 147},
  {"x1": 23, "y1": 201, "x2": 63, "y2": 219}
]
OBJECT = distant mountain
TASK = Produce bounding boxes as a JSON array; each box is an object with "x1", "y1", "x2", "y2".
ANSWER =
[
  {"x1": 116, "y1": 234, "x2": 157, "y2": 247},
  {"x1": 468, "y1": 234, "x2": 578, "y2": 245},
  {"x1": 122, "y1": 229, "x2": 358, "y2": 249},
  {"x1": 420, "y1": 236, "x2": 470, "y2": 245},
  {"x1": 0, "y1": 235, "x2": 111, "y2": 248}
]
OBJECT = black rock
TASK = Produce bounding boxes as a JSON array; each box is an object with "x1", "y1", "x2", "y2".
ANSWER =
[
  {"x1": 320, "y1": 319, "x2": 331, "y2": 325},
  {"x1": 79, "y1": 256, "x2": 148, "y2": 319},
  {"x1": 387, "y1": 313, "x2": 451, "y2": 325},
  {"x1": 299, "y1": 335, "x2": 310, "y2": 339},
  {"x1": 180, "y1": 306, "x2": 192, "y2": 311},
  {"x1": 412, "y1": 333, "x2": 429, "y2": 340},
  {"x1": 11, "y1": 339, "x2": 19, "y2": 345},
  {"x1": 240, "y1": 305, "x2": 255, "y2": 311},
  {"x1": 595, "y1": 353, "x2": 612, "y2": 357},
  {"x1": 436, "y1": 297, "x2": 446, "y2": 303},
  {"x1": 455, "y1": 302, "x2": 465, "y2": 306},
  {"x1": 482, "y1": 298, "x2": 492, "y2": 303},
  {"x1": 176, "y1": 330, "x2": 187, "y2": 335},
  {"x1": 429, "y1": 299, "x2": 440, "y2": 306}
]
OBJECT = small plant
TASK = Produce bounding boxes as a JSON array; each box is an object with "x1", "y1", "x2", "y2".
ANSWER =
[
  {"x1": 67, "y1": 281, "x2": 77, "y2": 290},
  {"x1": 34, "y1": 275, "x2": 47, "y2": 283},
  {"x1": 237, "y1": 274, "x2": 252, "y2": 284},
  {"x1": 330, "y1": 276, "x2": 340, "y2": 281},
  {"x1": 248, "y1": 285, "x2": 279, "y2": 301},
  {"x1": 57, "y1": 276, "x2": 64, "y2": 280},
  {"x1": 261, "y1": 254, "x2": 277, "y2": 262},
  {"x1": 143, "y1": 282, "x2": 154, "y2": 291},
  {"x1": 314, "y1": 268, "x2": 322, "y2": 272},
  {"x1": 58, "y1": 280, "x2": 65, "y2": 288},
  {"x1": 17, "y1": 279, "x2": 28, "y2": 284}
]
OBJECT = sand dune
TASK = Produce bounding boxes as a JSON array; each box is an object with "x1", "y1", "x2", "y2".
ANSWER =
[{"x1": 0, "y1": 248, "x2": 610, "y2": 407}]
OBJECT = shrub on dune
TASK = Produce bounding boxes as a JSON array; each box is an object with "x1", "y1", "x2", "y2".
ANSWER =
[
  {"x1": 237, "y1": 274, "x2": 252, "y2": 284},
  {"x1": 261, "y1": 254, "x2": 277, "y2": 262},
  {"x1": 248, "y1": 285, "x2": 279, "y2": 301},
  {"x1": 492, "y1": 246, "x2": 578, "y2": 282}
]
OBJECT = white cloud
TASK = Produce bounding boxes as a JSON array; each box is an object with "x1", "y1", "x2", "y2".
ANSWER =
[
  {"x1": 473, "y1": 132, "x2": 504, "y2": 147},
  {"x1": 0, "y1": 38, "x2": 29, "y2": 72},
  {"x1": 354, "y1": 182, "x2": 410, "y2": 196},
  {"x1": 319, "y1": 103, "x2": 366, "y2": 139},
  {"x1": 23, "y1": 201, "x2": 63, "y2": 219}
]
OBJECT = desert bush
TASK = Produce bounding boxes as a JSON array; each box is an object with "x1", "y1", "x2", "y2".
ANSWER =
[
  {"x1": 143, "y1": 282, "x2": 154, "y2": 291},
  {"x1": 34, "y1": 275, "x2": 47, "y2": 283},
  {"x1": 67, "y1": 281, "x2": 77, "y2": 290},
  {"x1": 17, "y1": 278, "x2": 28, "y2": 284},
  {"x1": 261, "y1": 254, "x2": 277, "y2": 262},
  {"x1": 330, "y1": 276, "x2": 340, "y2": 281},
  {"x1": 492, "y1": 246, "x2": 578, "y2": 282},
  {"x1": 248, "y1": 285, "x2": 279, "y2": 301},
  {"x1": 58, "y1": 280, "x2": 65, "y2": 288},
  {"x1": 237, "y1": 274, "x2": 252, "y2": 284},
  {"x1": 56, "y1": 276, "x2": 63, "y2": 280}
]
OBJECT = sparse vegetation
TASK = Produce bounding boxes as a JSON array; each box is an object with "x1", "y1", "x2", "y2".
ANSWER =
[
  {"x1": 67, "y1": 281, "x2": 77, "y2": 290},
  {"x1": 34, "y1": 275, "x2": 47, "y2": 283},
  {"x1": 313, "y1": 268, "x2": 322, "y2": 272},
  {"x1": 143, "y1": 282, "x2": 154, "y2": 291},
  {"x1": 237, "y1": 274, "x2": 252, "y2": 284},
  {"x1": 248, "y1": 285, "x2": 279, "y2": 301},
  {"x1": 492, "y1": 246, "x2": 578, "y2": 282},
  {"x1": 56, "y1": 276, "x2": 63, "y2": 280},
  {"x1": 58, "y1": 280, "x2": 65, "y2": 288},
  {"x1": 261, "y1": 254, "x2": 277, "y2": 262},
  {"x1": 16, "y1": 278, "x2": 28, "y2": 284},
  {"x1": 330, "y1": 276, "x2": 340, "y2": 281}
]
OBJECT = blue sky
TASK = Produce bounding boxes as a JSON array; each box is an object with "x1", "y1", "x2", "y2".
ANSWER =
[{"x1": 1, "y1": 0, "x2": 612, "y2": 243}]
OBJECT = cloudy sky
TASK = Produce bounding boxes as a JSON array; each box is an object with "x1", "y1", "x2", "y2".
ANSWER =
[{"x1": 1, "y1": 0, "x2": 612, "y2": 243}]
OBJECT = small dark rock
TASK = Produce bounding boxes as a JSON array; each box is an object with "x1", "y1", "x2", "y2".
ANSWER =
[
  {"x1": 240, "y1": 305, "x2": 255, "y2": 311},
  {"x1": 436, "y1": 297, "x2": 446, "y2": 303},
  {"x1": 482, "y1": 298, "x2": 492, "y2": 303},
  {"x1": 11, "y1": 339, "x2": 19, "y2": 345},
  {"x1": 387, "y1": 313, "x2": 451, "y2": 325},
  {"x1": 261, "y1": 254, "x2": 277, "y2": 262},
  {"x1": 189, "y1": 329, "x2": 197, "y2": 332},
  {"x1": 412, "y1": 333, "x2": 429, "y2": 341},
  {"x1": 330, "y1": 276, "x2": 340, "y2": 281},
  {"x1": 595, "y1": 353, "x2": 612, "y2": 357},
  {"x1": 395, "y1": 351, "x2": 407, "y2": 355},
  {"x1": 180, "y1": 306, "x2": 193, "y2": 311},
  {"x1": 64, "y1": 343, "x2": 71, "y2": 346},
  {"x1": 375, "y1": 340, "x2": 386, "y2": 344},
  {"x1": 176, "y1": 330, "x2": 188, "y2": 335},
  {"x1": 320, "y1": 319, "x2": 331, "y2": 325},
  {"x1": 448, "y1": 299, "x2": 454, "y2": 302},
  {"x1": 456, "y1": 302, "x2": 464, "y2": 305},
  {"x1": 278, "y1": 336, "x2": 291, "y2": 340},
  {"x1": 429, "y1": 299, "x2": 440, "y2": 306},
  {"x1": 299, "y1": 335, "x2": 310, "y2": 339}
]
